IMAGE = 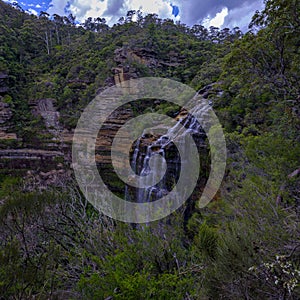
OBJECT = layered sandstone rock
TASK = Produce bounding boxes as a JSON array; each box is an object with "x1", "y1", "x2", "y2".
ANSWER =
[{"x1": 0, "y1": 47, "x2": 213, "y2": 196}]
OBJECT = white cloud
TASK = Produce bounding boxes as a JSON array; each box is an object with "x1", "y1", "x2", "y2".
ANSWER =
[
  {"x1": 27, "y1": 8, "x2": 38, "y2": 16},
  {"x1": 125, "y1": 0, "x2": 173, "y2": 18},
  {"x1": 68, "y1": 0, "x2": 108, "y2": 20},
  {"x1": 203, "y1": 7, "x2": 228, "y2": 28},
  {"x1": 210, "y1": 7, "x2": 228, "y2": 27},
  {"x1": 36, "y1": 4, "x2": 42, "y2": 8},
  {"x1": 44, "y1": 0, "x2": 263, "y2": 30},
  {"x1": 47, "y1": 0, "x2": 69, "y2": 16},
  {"x1": 47, "y1": 0, "x2": 178, "y2": 25},
  {"x1": 223, "y1": 0, "x2": 264, "y2": 31},
  {"x1": 110, "y1": 0, "x2": 177, "y2": 24}
]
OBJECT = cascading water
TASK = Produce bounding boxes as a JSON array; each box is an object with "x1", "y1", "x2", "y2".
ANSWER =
[{"x1": 126, "y1": 99, "x2": 211, "y2": 203}]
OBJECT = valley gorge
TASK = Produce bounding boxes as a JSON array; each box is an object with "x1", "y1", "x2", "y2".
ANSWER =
[{"x1": 0, "y1": 1, "x2": 299, "y2": 299}]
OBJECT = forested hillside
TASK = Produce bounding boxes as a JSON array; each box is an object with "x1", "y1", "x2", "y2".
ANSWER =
[{"x1": 0, "y1": 0, "x2": 299, "y2": 299}]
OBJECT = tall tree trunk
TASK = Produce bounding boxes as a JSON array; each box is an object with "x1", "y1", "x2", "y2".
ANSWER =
[{"x1": 45, "y1": 31, "x2": 50, "y2": 55}]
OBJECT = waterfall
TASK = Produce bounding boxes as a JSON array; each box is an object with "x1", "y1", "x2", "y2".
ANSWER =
[{"x1": 126, "y1": 99, "x2": 210, "y2": 203}]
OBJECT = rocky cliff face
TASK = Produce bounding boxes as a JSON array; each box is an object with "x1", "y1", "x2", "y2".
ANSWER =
[
  {"x1": 112, "y1": 47, "x2": 185, "y2": 85},
  {"x1": 0, "y1": 47, "x2": 138, "y2": 187},
  {"x1": 0, "y1": 94, "x2": 72, "y2": 183},
  {"x1": 114, "y1": 47, "x2": 184, "y2": 69},
  {"x1": 0, "y1": 46, "x2": 213, "y2": 197},
  {"x1": 30, "y1": 98, "x2": 61, "y2": 137}
]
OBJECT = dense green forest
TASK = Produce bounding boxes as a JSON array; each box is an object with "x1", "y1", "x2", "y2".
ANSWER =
[{"x1": 0, "y1": 0, "x2": 299, "y2": 299}]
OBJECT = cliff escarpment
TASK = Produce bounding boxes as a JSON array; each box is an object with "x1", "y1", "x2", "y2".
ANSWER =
[{"x1": 0, "y1": 46, "x2": 193, "y2": 192}]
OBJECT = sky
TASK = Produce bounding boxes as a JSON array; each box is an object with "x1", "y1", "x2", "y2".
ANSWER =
[{"x1": 4, "y1": 0, "x2": 264, "y2": 31}]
